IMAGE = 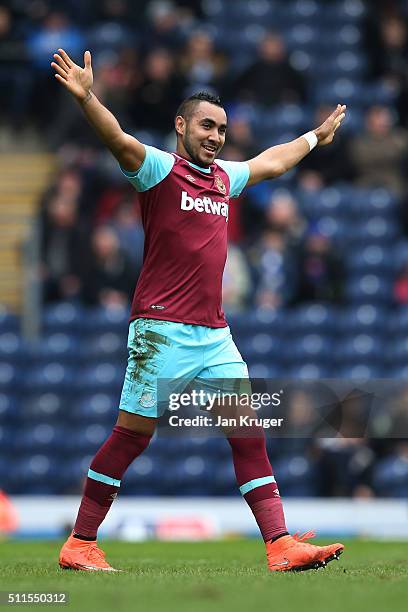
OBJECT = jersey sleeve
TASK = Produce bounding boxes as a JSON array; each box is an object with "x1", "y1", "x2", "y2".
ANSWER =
[
  {"x1": 215, "y1": 159, "x2": 250, "y2": 198},
  {"x1": 120, "y1": 145, "x2": 175, "y2": 192}
]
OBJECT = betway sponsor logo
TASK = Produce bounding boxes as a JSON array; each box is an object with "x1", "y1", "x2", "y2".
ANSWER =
[{"x1": 181, "y1": 191, "x2": 228, "y2": 221}]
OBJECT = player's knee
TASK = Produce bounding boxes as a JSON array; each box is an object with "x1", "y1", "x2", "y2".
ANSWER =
[
  {"x1": 116, "y1": 410, "x2": 157, "y2": 437},
  {"x1": 227, "y1": 432, "x2": 267, "y2": 458}
]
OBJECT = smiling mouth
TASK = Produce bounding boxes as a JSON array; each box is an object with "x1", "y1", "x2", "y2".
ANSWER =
[{"x1": 202, "y1": 144, "x2": 217, "y2": 153}]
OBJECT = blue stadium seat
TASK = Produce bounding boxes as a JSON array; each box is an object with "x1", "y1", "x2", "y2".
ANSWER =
[
  {"x1": 0, "y1": 332, "x2": 25, "y2": 363},
  {"x1": 27, "y1": 333, "x2": 80, "y2": 364},
  {"x1": 333, "y1": 334, "x2": 385, "y2": 365},
  {"x1": 13, "y1": 424, "x2": 67, "y2": 454},
  {"x1": 71, "y1": 393, "x2": 118, "y2": 424},
  {"x1": 336, "y1": 364, "x2": 383, "y2": 379},
  {"x1": 76, "y1": 363, "x2": 124, "y2": 392},
  {"x1": 298, "y1": 186, "x2": 350, "y2": 219},
  {"x1": 346, "y1": 246, "x2": 396, "y2": 276},
  {"x1": 345, "y1": 275, "x2": 393, "y2": 304},
  {"x1": 0, "y1": 309, "x2": 18, "y2": 332},
  {"x1": 63, "y1": 424, "x2": 110, "y2": 454},
  {"x1": 43, "y1": 302, "x2": 85, "y2": 333},
  {"x1": 347, "y1": 219, "x2": 400, "y2": 246},
  {"x1": 287, "y1": 363, "x2": 333, "y2": 379},
  {"x1": 387, "y1": 307, "x2": 408, "y2": 336},
  {"x1": 0, "y1": 425, "x2": 14, "y2": 452},
  {"x1": 212, "y1": 459, "x2": 239, "y2": 496},
  {"x1": 0, "y1": 362, "x2": 20, "y2": 390},
  {"x1": 335, "y1": 305, "x2": 389, "y2": 335},
  {"x1": 0, "y1": 393, "x2": 20, "y2": 424},
  {"x1": 159, "y1": 456, "x2": 216, "y2": 496},
  {"x1": 80, "y1": 332, "x2": 127, "y2": 363},
  {"x1": 21, "y1": 392, "x2": 66, "y2": 422},
  {"x1": 123, "y1": 456, "x2": 170, "y2": 496},
  {"x1": 239, "y1": 333, "x2": 282, "y2": 362},
  {"x1": 386, "y1": 339, "x2": 408, "y2": 367},
  {"x1": 80, "y1": 306, "x2": 129, "y2": 335},
  {"x1": 373, "y1": 454, "x2": 408, "y2": 498},
  {"x1": 273, "y1": 455, "x2": 318, "y2": 497},
  {"x1": 9, "y1": 455, "x2": 62, "y2": 494},
  {"x1": 248, "y1": 363, "x2": 283, "y2": 378},
  {"x1": 282, "y1": 335, "x2": 334, "y2": 365},
  {"x1": 285, "y1": 304, "x2": 337, "y2": 336},
  {"x1": 24, "y1": 362, "x2": 76, "y2": 392}
]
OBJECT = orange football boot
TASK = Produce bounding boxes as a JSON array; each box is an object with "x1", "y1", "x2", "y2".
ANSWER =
[
  {"x1": 266, "y1": 530, "x2": 344, "y2": 572},
  {"x1": 59, "y1": 532, "x2": 119, "y2": 572}
]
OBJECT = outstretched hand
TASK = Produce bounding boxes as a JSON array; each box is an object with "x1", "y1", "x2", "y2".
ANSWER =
[
  {"x1": 315, "y1": 104, "x2": 347, "y2": 146},
  {"x1": 51, "y1": 49, "x2": 93, "y2": 102}
]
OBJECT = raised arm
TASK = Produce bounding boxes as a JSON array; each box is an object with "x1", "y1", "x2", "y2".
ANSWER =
[
  {"x1": 246, "y1": 104, "x2": 347, "y2": 186},
  {"x1": 51, "y1": 48, "x2": 144, "y2": 172}
]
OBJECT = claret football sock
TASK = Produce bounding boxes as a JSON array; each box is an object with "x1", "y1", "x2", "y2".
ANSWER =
[
  {"x1": 227, "y1": 432, "x2": 288, "y2": 542},
  {"x1": 73, "y1": 425, "x2": 152, "y2": 538}
]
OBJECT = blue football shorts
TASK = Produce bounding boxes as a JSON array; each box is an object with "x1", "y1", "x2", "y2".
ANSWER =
[{"x1": 119, "y1": 318, "x2": 249, "y2": 417}]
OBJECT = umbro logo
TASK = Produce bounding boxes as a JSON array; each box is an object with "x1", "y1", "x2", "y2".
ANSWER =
[{"x1": 185, "y1": 174, "x2": 196, "y2": 183}]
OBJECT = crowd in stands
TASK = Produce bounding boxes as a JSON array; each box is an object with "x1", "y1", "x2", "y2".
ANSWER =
[{"x1": 1, "y1": 0, "x2": 408, "y2": 498}]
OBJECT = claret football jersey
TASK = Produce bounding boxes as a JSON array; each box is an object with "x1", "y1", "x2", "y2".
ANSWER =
[{"x1": 121, "y1": 145, "x2": 249, "y2": 328}]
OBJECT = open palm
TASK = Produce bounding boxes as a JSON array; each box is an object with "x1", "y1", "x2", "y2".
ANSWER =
[{"x1": 51, "y1": 48, "x2": 93, "y2": 100}]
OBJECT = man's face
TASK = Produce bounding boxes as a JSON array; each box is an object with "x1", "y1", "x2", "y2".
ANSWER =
[{"x1": 176, "y1": 101, "x2": 227, "y2": 167}]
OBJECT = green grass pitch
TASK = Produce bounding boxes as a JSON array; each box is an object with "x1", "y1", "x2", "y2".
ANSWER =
[{"x1": 1, "y1": 539, "x2": 407, "y2": 612}]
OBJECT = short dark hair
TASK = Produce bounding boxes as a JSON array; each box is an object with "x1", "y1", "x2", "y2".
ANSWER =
[{"x1": 175, "y1": 91, "x2": 223, "y2": 121}]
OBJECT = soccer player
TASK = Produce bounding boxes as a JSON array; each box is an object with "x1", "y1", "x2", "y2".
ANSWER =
[{"x1": 53, "y1": 49, "x2": 346, "y2": 572}]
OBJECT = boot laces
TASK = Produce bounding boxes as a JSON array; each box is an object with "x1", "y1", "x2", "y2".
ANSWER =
[
  {"x1": 293, "y1": 530, "x2": 316, "y2": 543},
  {"x1": 87, "y1": 543, "x2": 106, "y2": 564}
]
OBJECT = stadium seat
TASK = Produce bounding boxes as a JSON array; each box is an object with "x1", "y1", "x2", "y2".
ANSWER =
[
  {"x1": 333, "y1": 334, "x2": 385, "y2": 365},
  {"x1": 273, "y1": 455, "x2": 318, "y2": 497},
  {"x1": 285, "y1": 304, "x2": 337, "y2": 336},
  {"x1": 24, "y1": 363, "x2": 76, "y2": 392},
  {"x1": 43, "y1": 302, "x2": 85, "y2": 334},
  {"x1": 335, "y1": 305, "x2": 390, "y2": 335},
  {"x1": 21, "y1": 392, "x2": 67, "y2": 422},
  {"x1": 373, "y1": 454, "x2": 408, "y2": 498},
  {"x1": 0, "y1": 393, "x2": 20, "y2": 424},
  {"x1": 75, "y1": 363, "x2": 124, "y2": 392},
  {"x1": 0, "y1": 362, "x2": 20, "y2": 390},
  {"x1": 27, "y1": 333, "x2": 80, "y2": 364},
  {"x1": 345, "y1": 276, "x2": 394, "y2": 305},
  {"x1": 0, "y1": 310, "x2": 18, "y2": 332},
  {"x1": 71, "y1": 393, "x2": 118, "y2": 424},
  {"x1": 282, "y1": 335, "x2": 334, "y2": 365},
  {"x1": 80, "y1": 332, "x2": 127, "y2": 363}
]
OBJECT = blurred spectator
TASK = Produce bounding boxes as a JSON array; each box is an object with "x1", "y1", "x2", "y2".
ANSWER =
[
  {"x1": 317, "y1": 439, "x2": 375, "y2": 497},
  {"x1": 222, "y1": 245, "x2": 251, "y2": 313},
  {"x1": 179, "y1": 30, "x2": 227, "y2": 92},
  {"x1": 27, "y1": 11, "x2": 85, "y2": 128},
  {"x1": 0, "y1": 6, "x2": 30, "y2": 129},
  {"x1": 393, "y1": 261, "x2": 408, "y2": 304},
  {"x1": 109, "y1": 198, "x2": 144, "y2": 268},
  {"x1": 234, "y1": 32, "x2": 306, "y2": 106},
  {"x1": 80, "y1": 226, "x2": 136, "y2": 307},
  {"x1": 350, "y1": 105, "x2": 408, "y2": 196},
  {"x1": 40, "y1": 194, "x2": 86, "y2": 303},
  {"x1": 133, "y1": 47, "x2": 186, "y2": 134},
  {"x1": 144, "y1": 0, "x2": 185, "y2": 49},
  {"x1": 298, "y1": 105, "x2": 355, "y2": 188},
  {"x1": 248, "y1": 193, "x2": 304, "y2": 308},
  {"x1": 292, "y1": 227, "x2": 344, "y2": 305},
  {"x1": 226, "y1": 113, "x2": 258, "y2": 159},
  {"x1": 365, "y1": 9, "x2": 408, "y2": 128}
]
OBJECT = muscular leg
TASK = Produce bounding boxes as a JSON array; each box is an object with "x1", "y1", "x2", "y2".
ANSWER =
[
  {"x1": 73, "y1": 411, "x2": 157, "y2": 540},
  {"x1": 212, "y1": 398, "x2": 288, "y2": 543}
]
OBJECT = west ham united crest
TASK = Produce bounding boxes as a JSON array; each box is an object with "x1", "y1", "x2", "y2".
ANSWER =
[{"x1": 214, "y1": 174, "x2": 226, "y2": 195}]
